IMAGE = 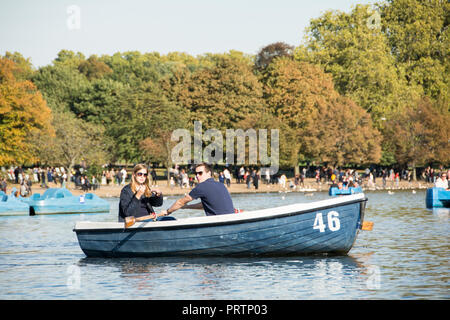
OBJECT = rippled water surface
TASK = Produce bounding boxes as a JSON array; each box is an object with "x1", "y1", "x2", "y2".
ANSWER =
[{"x1": 0, "y1": 190, "x2": 448, "y2": 299}]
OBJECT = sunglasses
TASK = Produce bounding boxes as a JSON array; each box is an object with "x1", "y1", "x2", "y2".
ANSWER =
[
  {"x1": 136, "y1": 172, "x2": 148, "y2": 177},
  {"x1": 195, "y1": 171, "x2": 204, "y2": 176}
]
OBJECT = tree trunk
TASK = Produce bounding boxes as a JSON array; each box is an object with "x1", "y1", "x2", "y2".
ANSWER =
[
  {"x1": 294, "y1": 164, "x2": 300, "y2": 176},
  {"x1": 67, "y1": 158, "x2": 76, "y2": 189},
  {"x1": 165, "y1": 140, "x2": 172, "y2": 186}
]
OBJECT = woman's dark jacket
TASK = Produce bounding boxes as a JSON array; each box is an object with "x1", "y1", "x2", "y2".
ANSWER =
[{"x1": 118, "y1": 184, "x2": 163, "y2": 222}]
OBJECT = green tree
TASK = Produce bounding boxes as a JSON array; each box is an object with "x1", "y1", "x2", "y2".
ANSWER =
[
  {"x1": 295, "y1": 4, "x2": 417, "y2": 125},
  {"x1": 53, "y1": 50, "x2": 86, "y2": 68},
  {"x1": 101, "y1": 51, "x2": 166, "y2": 86},
  {"x1": 109, "y1": 82, "x2": 188, "y2": 163},
  {"x1": 71, "y1": 78, "x2": 126, "y2": 126},
  {"x1": 32, "y1": 60, "x2": 91, "y2": 114},
  {"x1": 29, "y1": 111, "x2": 110, "y2": 185},
  {"x1": 140, "y1": 102, "x2": 190, "y2": 185},
  {"x1": 379, "y1": 0, "x2": 449, "y2": 102}
]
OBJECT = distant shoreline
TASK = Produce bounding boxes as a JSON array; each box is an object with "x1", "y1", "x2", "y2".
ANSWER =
[{"x1": 8, "y1": 178, "x2": 435, "y2": 198}]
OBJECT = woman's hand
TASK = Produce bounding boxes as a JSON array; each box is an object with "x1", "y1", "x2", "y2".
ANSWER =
[{"x1": 135, "y1": 185, "x2": 146, "y2": 199}]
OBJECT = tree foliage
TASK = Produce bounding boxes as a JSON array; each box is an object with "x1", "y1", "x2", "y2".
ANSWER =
[
  {"x1": 264, "y1": 57, "x2": 381, "y2": 167},
  {"x1": 255, "y1": 42, "x2": 294, "y2": 72},
  {"x1": 3, "y1": 0, "x2": 449, "y2": 171},
  {"x1": 29, "y1": 111, "x2": 109, "y2": 171},
  {"x1": 78, "y1": 55, "x2": 112, "y2": 80},
  {"x1": 0, "y1": 57, "x2": 54, "y2": 165},
  {"x1": 383, "y1": 97, "x2": 450, "y2": 168},
  {"x1": 32, "y1": 61, "x2": 91, "y2": 114},
  {"x1": 108, "y1": 82, "x2": 190, "y2": 163},
  {"x1": 163, "y1": 53, "x2": 265, "y2": 131},
  {"x1": 295, "y1": 4, "x2": 418, "y2": 125},
  {"x1": 379, "y1": 0, "x2": 449, "y2": 102},
  {"x1": 302, "y1": 95, "x2": 382, "y2": 166}
]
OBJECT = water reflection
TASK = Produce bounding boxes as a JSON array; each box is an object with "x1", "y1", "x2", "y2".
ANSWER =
[
  {"x1": 77, "y1": 255, "x2": 379, "y2": 299},
  {"x1": 431, "y1": 208, "x2": 449, "y2": 222}
]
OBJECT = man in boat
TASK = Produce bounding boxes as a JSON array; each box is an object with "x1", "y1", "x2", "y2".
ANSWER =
[{"x1": 159, "y1": 163, "x2": 235, "y2": 217}]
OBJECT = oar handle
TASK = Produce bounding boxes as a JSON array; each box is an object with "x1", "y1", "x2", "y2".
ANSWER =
[{"x1": 124, "y1": 213, "x2": 165, "y2": 228}]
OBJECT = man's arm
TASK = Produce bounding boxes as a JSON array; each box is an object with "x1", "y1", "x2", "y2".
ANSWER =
[
  {"x1": 160, "y1": 194, "x2": 197, "y2": 216},
  {"x1": 182, "y1": 202, "x2": 204, "y2": 209}
]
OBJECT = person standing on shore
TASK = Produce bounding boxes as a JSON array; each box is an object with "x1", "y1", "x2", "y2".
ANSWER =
[
  {"x1": 223, "y1": 168, "x2": 231, "y2": 188},
  {"x1": 0, "y1": 177, "x2": 7, "y2": 193},
  {"x1": 159, "y1": 163, "x2": 235, "y2": 217},
  {"x1": 118, "y1": 164, "x2": 163, "y2": 222},
  {"x1": 40, "y1": 168, "x2": 47, "y2": 188}
]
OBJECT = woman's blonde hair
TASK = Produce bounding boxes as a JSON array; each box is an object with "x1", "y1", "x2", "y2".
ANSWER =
[{"x1": 130, "y1": 164, "x2": 151, "y2": 197}]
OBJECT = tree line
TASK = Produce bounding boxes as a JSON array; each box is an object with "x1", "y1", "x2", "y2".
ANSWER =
[{"x1": 0, "y1": 1, "x2": 448, "y2": 179}]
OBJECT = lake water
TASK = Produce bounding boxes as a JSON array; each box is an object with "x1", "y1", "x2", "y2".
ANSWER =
[{"x1": 0, "y1": 189, "x2": 448, "y2": 300}]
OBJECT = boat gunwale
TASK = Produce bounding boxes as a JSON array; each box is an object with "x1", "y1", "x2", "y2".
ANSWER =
[{"x1": 74, "y1": 194, "x2": 367, "y2": 233}]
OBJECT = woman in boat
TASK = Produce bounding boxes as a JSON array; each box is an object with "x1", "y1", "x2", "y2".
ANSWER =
[{"x1": 118, "y1": 164, "x2": 163, "y2": 222}]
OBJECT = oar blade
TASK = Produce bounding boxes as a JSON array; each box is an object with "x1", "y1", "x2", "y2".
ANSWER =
[{"x1": 361, "y1": 221, "x2": 374, "y2": 231}]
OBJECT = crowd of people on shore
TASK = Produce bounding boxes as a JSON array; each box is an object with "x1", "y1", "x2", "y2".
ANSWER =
[
  {"x1": 0, "y1": 166, "x2": 116, "y2": 197},
  {"x1": 1, "y1": 164, "x2": 449, "y2": 197},
  {"x1": 167, "y1": 165, "x2": 450, "y2": 191}
]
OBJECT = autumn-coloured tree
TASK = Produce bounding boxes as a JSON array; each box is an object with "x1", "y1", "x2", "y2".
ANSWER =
[
  {"x1": 264, "y1": 57, "x2": 381, "y2": 170},
  {"x1": 176, "y1": 53, "x2": 265, "y2": 130},
  {"x1": 3, "y1": 51, "x2": 35, "y2": 81},
  {"x1": 303, "y1": 95, "x2": 382, "y2": 166},
  {"x1": 0, "y1": 57, "x2": 54, "y2": 165},
  {"x1": 78, "y1": 55, "x2": 113, "y2": 80},
  {"x1": 383, "y1": 97, "x2": 450, "y2": 178},
  {"x1": 160, "y1": 64, "x2": 193, "y2": 113}
]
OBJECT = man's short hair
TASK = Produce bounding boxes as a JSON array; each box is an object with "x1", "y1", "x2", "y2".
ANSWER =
[{"x1": 195, "y1": 163, "x2": 212, "y2": 173}]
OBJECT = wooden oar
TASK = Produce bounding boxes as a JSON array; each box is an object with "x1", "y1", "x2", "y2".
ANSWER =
[
  {"x1": 124, "y1": 213, "x2": 161, "y2": 228},
  {"x1": 361, "y1": 221, "x2": 374, "y2": 231}
]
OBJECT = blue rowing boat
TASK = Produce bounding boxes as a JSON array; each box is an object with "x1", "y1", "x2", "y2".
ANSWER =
[
  {"x1": 329, "y1": 186, "x2": 363, "y2": 196},
  {"x1": 74, "y1": 193, "x2": 369, "y2": 257},
  {"x1": 20, "y1": 188, "x2": 110, "y2": 215},
  {"x1": 0, "y1": 191, "x2": 30, "y2": 216},
  {"x1": 426, "y1": 187, "x2": 450, "y2": 208}
]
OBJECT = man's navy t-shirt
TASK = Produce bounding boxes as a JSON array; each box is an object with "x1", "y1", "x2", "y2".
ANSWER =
[{"x1": 189, "y1": 178, "x2": 234, "y2": 216}]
